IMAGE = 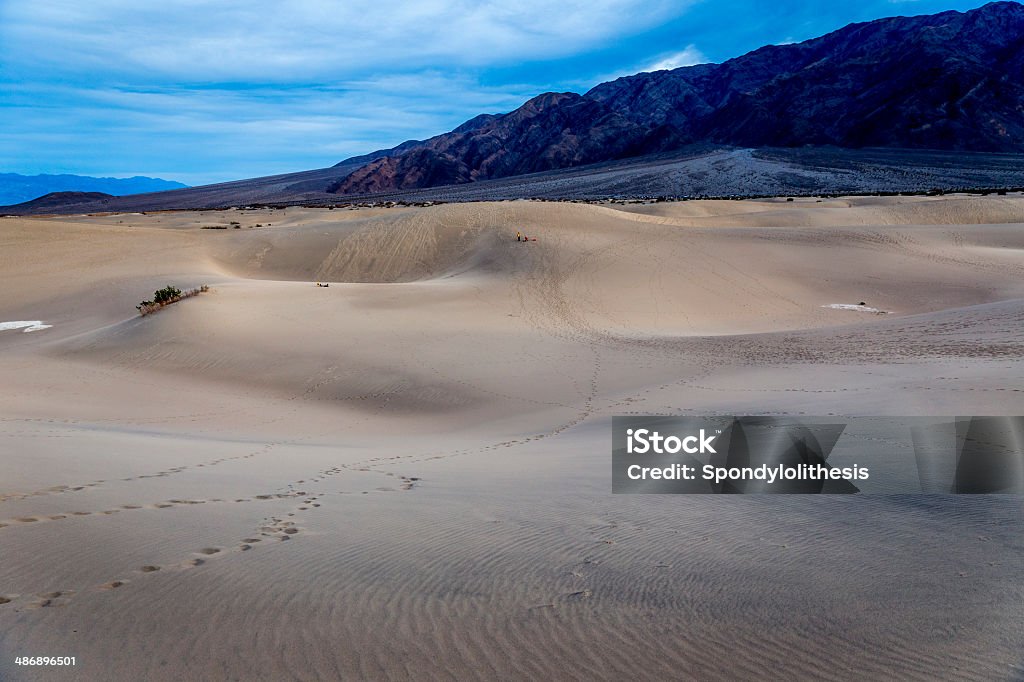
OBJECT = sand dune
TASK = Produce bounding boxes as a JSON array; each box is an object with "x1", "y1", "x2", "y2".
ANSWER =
[{"x1": 1, "y1": 196, "x2": 1023, "y2": 680}]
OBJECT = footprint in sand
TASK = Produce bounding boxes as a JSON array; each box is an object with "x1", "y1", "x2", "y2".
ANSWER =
[
  {"x1": 139, "y1": 566, "x2": 160, "y2": 573},
  {"x1": 35, "y1": 591, "x2": 73, "y2": 608},
  {"x1": 565, "y1": 589, "x2": 592, "y2": 600},
  {"x1": 197, "y1": 548, "x2": 221, "y2": 555},
  {"x1": 99, "y1": 580, "x2": 127, "y2": 590}
]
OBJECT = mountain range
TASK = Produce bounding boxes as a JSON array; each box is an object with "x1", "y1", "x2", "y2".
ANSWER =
[
  {"x1": 329, "y1": 1, "x2": 1024, "y2": 194},
  {"x1": 5, "y1": 2, "x2": 1024, "y2": 214},
  {"x1": 0, "y1": 173, "x2": 187, "y2": 206}
]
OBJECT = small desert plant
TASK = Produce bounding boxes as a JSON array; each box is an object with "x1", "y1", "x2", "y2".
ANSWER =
[
  {"x1": 153, "y1": 285, "x2": 182, "y2": 304},
  {"x1": 137, "y1": 284, "x2": 209, "y2": 316}
]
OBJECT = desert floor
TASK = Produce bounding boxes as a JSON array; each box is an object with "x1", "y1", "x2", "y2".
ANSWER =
[{"x1": 1, "y1": 196, "x2": 1022, "y2": 680}]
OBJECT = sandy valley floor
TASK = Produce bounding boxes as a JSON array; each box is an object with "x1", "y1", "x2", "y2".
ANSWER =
[{"x1": 1, "y1": 196, "x2": 1023, "y2": 680}]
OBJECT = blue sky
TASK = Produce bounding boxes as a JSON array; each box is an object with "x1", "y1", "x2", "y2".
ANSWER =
[{"x1": 0, "y1": 0, "x2": 993, "y2": 186}]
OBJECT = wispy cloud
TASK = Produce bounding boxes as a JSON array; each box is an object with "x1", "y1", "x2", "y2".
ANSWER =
[
  {"x1": 644, "y1": 44, "x2": 710, "y2": 71},
  {"x1": 1, "y1": 1, "x2": 685, "y2": 82},
  {"x1": 0, "y1": 73, "x2": 542, "y2": 183}
]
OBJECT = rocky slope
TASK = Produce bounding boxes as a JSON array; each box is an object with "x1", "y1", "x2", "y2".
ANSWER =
[{"x1": 331, "y1": 2, "x2": 1024, "y2": 194}]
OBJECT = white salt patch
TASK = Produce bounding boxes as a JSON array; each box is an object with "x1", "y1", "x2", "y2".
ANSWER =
[
  {"x1": 0, "y1": 320, "x2": 53, "y2": 333},
  {"x1": 822, "y1": 304, "x2": 885, "y2": 314}
]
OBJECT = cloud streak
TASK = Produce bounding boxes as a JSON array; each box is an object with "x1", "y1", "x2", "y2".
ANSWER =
[
  {"x1": 645, "y1": 45, "x2": 710, "y2": 72},
  {"x1": 2, "y1": 0, "x2": 687, "y2": 81},
  {"x1": 0, "y1": 74, "x2": 541, "y2": 183}
]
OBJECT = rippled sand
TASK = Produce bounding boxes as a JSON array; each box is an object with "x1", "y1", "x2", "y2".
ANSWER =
[{"x1": 1, "y1": 196, "x2": 1022, "y2": 680}]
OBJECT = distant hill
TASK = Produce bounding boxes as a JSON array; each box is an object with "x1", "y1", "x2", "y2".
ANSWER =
[
  {"x1": 0, "y1": 173, "x2": 187, "y2": 206},
  {"x1": 4, "y1": 191, "x2": 116, "y2": 212},
  {"x1": 330, "y1": 1, "x2": 1024, "y2": 194}
]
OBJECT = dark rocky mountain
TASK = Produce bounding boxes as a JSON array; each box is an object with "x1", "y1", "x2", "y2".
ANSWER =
[
  {"x1": 0, "y1": 173, "x2": 187, "y2": 206},
  {"x1": 331, "y1": 1, "x2": 1024, "y2": 194},
  {"x1": 328, "y1": 92, "x2": 670, "y2": 194}
]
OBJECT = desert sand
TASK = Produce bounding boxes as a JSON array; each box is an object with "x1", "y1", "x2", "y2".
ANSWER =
[{"x1": 0, "y1": 196, "x2": 1022, "y2": 680}]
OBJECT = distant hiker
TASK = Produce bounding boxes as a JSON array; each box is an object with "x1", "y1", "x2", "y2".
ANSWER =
[{"x1": 516, "y1": 231, "x2": 522, "y2": 242}]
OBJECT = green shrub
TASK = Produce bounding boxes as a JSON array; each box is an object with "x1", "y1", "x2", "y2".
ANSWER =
[
  {"x1": 137, "y1": 284, "x2": 208, "y2": 316},
  {"x1": 153, "y1": 285, "x2": 182, "y2": 304}
]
